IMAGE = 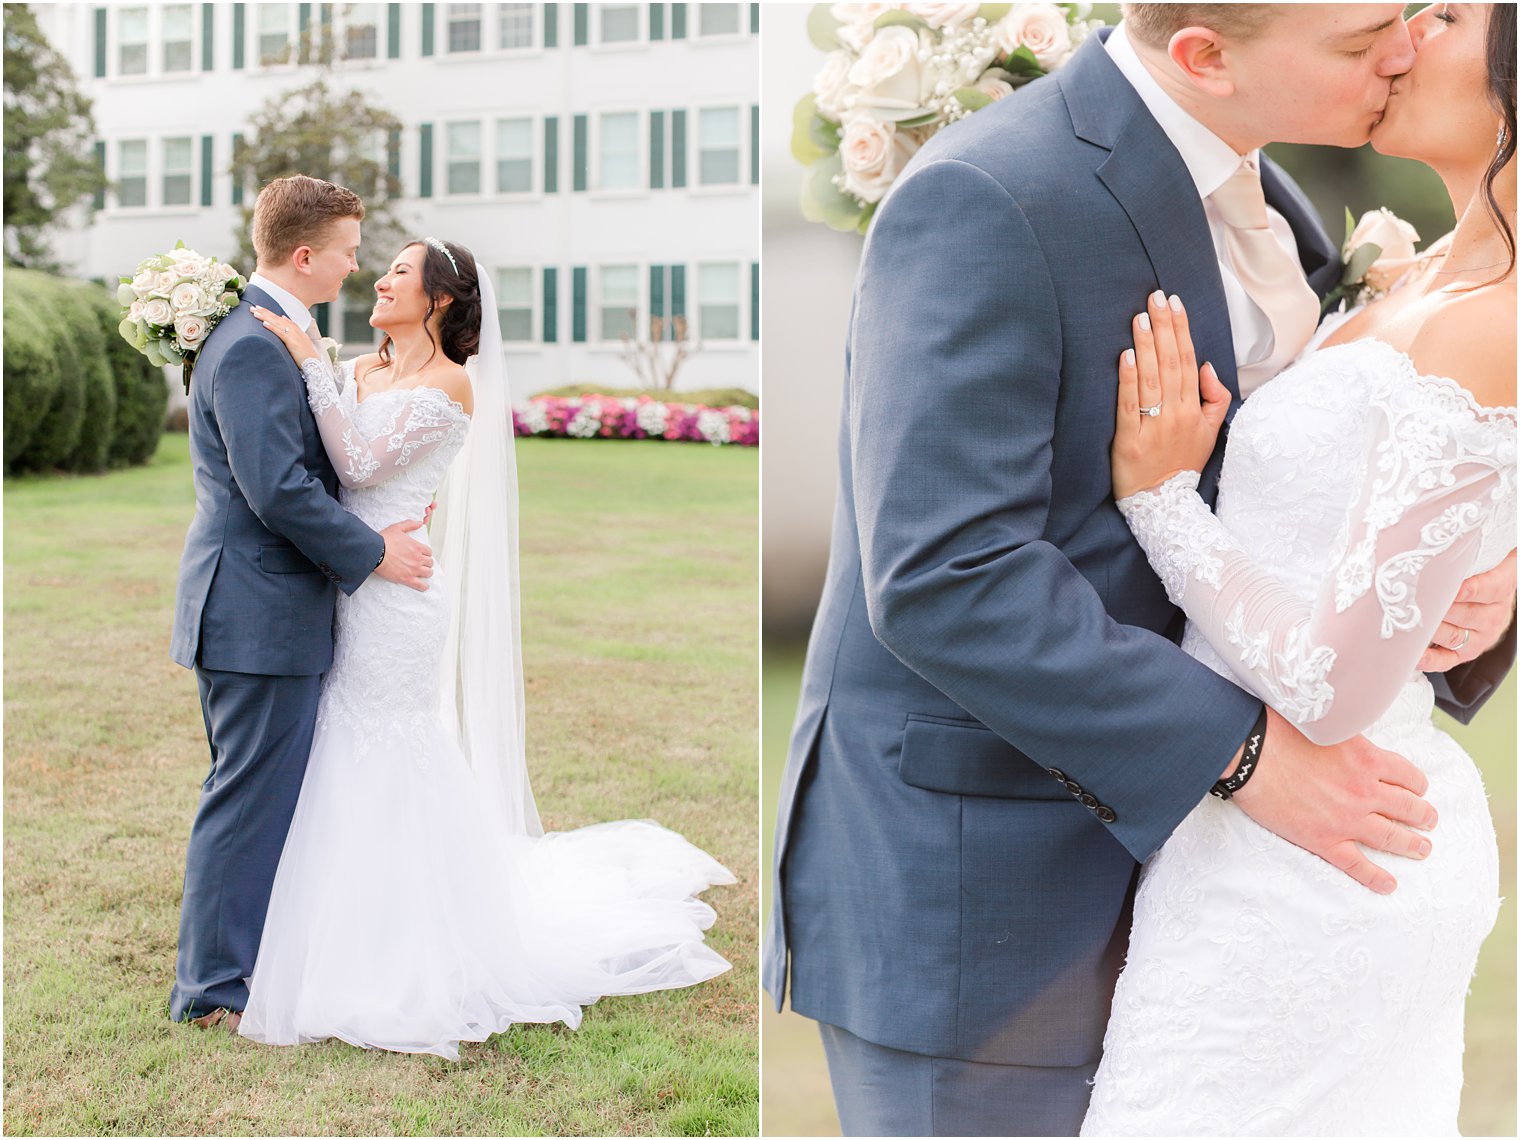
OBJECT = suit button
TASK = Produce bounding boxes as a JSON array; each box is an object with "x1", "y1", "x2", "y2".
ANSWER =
[
  {"x1": 1095, "y1": 806, "x2": 1117, "y2": 823},
  {"x1": 1047, "y1": 767, "x2": 1067, "y2": 783},
  {"x1": 1063, "y1": 779, "x2": 1084, "y2": 795},
  {"x1": 1079, "y1": 793, "x2": 1098, "y2": 808}
]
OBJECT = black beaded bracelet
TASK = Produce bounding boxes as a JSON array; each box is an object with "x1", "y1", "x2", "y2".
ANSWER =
[{"x1": 1211, "y1": 707, "x2": 1269, "y2": 801}]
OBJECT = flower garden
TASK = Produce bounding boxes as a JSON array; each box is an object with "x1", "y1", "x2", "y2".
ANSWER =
[{"x1": 514, "y1": 394, "x2": 759, "y2": 447}]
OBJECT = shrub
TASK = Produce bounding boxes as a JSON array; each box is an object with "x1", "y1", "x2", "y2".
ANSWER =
[
  {"x1": 537, "y1": 383, "x2": 759, "y2": 410},
  {"x1": 5, "y1": 268, "x2": 85, "y2": 472},
  {"x1": 86, "y1": 288, "x2": 167, "y2": 466},
  {"x1": 38, "y1": 277, "x2": 117, "y2": 473},
  {"x1": 2, "y1": 275, "x2": 62, "y2": 469}
]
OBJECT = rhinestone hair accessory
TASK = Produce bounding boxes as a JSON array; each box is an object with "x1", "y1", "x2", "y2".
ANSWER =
[{"x1": 424, "y1": 236, "x2": 459, "y2": 275}]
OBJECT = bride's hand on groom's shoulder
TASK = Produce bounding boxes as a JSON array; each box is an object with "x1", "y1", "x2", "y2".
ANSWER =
[
  {"x1": 1111, "y1": 291, "x2": 1231, "y2": 501},
  {"x1": 248, "y1": 305, "x2": 321, "y2": 367},
  {"x1": 1419, "y1": 547, "x2": 1517, "y2": 673}
]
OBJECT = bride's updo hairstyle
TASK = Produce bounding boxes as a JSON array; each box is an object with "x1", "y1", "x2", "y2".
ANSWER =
[
  {"x1": 1481, "y1": 3, "x2": 1516, "y2": 284},
  {"x1": 374, "y1": 238, "x2": 482, "y2": 375}
]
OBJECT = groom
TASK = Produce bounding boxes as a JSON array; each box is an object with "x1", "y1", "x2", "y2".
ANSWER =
[
  {"x1": 169, "y1": 174, "x2": 433, "y2": 1028},
  {"x1": 765, "y1": 5, "x2": 1517, "y2": 1135}
]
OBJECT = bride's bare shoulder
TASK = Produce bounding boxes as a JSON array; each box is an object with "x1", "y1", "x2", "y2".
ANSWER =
[
  {"x1": 422, "y1": 361, "x2": 474, "y2": 416},
  {"x1": 352, "y1": 352, "x2": 384, "y2": 380},
  {"x1": 1408, "y1": 275, "x2": 1517, "y2": 412}
]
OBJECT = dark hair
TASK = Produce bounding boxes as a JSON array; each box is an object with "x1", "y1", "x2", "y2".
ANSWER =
[
  {"x1": 373, "y1": 238, "x2": 481, "y2": 377},
  {"x1": 1481, "y1": 2, "x2": 1516, "y2": 285}
]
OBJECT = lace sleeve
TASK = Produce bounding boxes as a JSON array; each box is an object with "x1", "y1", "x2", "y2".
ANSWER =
[
  {"x1": 1116, "y1": 388, "x2": 1514, "y2": 745},
  {"x1": 300, "y1": 357, "x2": 468, "y2": 489}
]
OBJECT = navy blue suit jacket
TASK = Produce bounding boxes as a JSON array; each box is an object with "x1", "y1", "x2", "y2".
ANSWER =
[
  {"x1": 764, "y1": 31, "x2": 1510, "y2": 1067},
  {"x1": 171, "y1": 284, "x2": 383, "y2": 675}
]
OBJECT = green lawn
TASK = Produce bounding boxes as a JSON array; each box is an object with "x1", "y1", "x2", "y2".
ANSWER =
[
  {"x1": 4, "y1": 433, "x2": 758, "y2": 1137},
  {"x1": 761, "y1": 644, "x2": 1517, "y2": 1137}
]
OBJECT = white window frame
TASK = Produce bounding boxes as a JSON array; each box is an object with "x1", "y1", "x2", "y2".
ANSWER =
[
  {"x1": 256, "y1": 2, "x2": 297, "y2": 67},
  {"x1": 114, "y1": 6, "x2": 151, "y2": 76},
  {"x1": 444, "y1": 119, "x2": 484, "y2": 196},
  {"x1": 496, "y1": 2, "x2": 538, "y2": 50},
  {"x1": 160, "y1": 4, "x2": 197, "y2": 72},
  {"x1": 494, "y1": 116, "x2": 536, "y2": 195},
  {"x1": 695, "y1": 3, "x2": 745, "y2": 39},
  {"x1": 161, "y1": 136, "x2": 196, "y2": 208},
  {"x1": 596, "y1": 263, "x2": 642, "y2": 346},
  {"x1": 495, "y1": 266, "x2": 538, "y2": 346},
  {"x1": 695, "y1": 260, "x2": 743, "y2": 344},
  {"x1": 445, "y1": 2, "x2": 484, "y2": 52},
  {"x1": 593, "y1": 2, "x2": 644, "y2": 48},
  {"x1": 339, "y1": 2, "x2": 384, "y2": 61},
  {"x1": 115, "y1": 138, "x2": 149, "y2": 209},
  {"x1": 695, "y1": 104, "x2": 743, "y2": 188},
  {"x1": 593, "y1": 109, "x2": 644, "y2": 195}
]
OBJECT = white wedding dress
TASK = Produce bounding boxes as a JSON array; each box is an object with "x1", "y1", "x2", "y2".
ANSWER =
[
  {"x1": 238, "y1": 360, "x2": 734, "y2": 1059},
  {"x1": 1080, "y1": 326, "x2": 1516, "y2": 1136}
]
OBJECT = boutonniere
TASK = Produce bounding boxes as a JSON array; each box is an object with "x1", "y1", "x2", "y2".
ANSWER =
[
  {"x1": 320, "y1": 336, "x2": 340, "y2": 367},
  {"x1": 1322, "y1": 207, "x2": 1421, "y2": 314}
]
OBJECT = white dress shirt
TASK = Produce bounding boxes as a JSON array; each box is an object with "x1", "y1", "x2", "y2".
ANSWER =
[
  {"x1": 247, "y1": 272, "x2": 315, "y2": 335},
  {"x1": 1105, "y1": 24, "x2": 1304, "y2": 379}
]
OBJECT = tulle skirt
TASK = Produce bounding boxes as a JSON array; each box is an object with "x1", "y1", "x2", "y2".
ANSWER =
[{"x1": 238, "y1": 711, "x2": 735, "y2": 1059}]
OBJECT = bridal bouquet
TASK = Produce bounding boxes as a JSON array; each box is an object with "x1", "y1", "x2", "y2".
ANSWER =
[
  {"x1": 116, "y1": 241, "x2": 244, "y2": 391},
  {"x1": 795, "y1": 3, "x2": 1104, "y2": 232}
]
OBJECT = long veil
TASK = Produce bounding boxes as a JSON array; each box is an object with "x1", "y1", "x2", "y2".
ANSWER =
[{"x1": 431, "y1": 262, "x2": 543, "y2": 838}]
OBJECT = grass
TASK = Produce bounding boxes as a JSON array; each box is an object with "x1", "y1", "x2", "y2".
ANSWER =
[
  {"x1": 3, "y1": 433, "x2": 758, "y2": 1137},
  {"x1": 760, "y1": 644, "x2": 1517, "y2": 1138}
]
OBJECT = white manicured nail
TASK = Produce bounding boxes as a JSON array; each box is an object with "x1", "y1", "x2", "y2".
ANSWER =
[
  {"x1": 1168, "y1": 294, "x2": 1183, "y2": 312},
  {"x1": 1124, "y1": 349, "x2": 1135, "y2": 366},
  {"x1": 1151, "y1": 290, "x2": 1166, "y2": 306},
  {"x1": 1138, "y1": 312, "x2": 1151, "y2": 332}
]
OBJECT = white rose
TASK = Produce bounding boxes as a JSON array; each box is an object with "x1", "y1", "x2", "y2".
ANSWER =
[
  {"x1": 175, "y1": 313, "x2": 209, "y2": 350},
  {"x1": 839, "y1": 114, "x2": 921, "y2": 204},
  {"x1": 131, "y1": 269, "x2": 157, "y2": 296},
  {"x1": 128, "y1": 301, "x2": 145, "y2": 321},
  {"x1": 1348, "y1": 207, "x2": 1421, "y2": 292},
  {"x1": 171, "y1": 281, "x2": 206, "y2": 313},
  {"x1": 172, "y1": 257, "x2": 203, "y2": 279},
  {"x1": 153, "y1": 271, "x2": 178, "y2": 295},
  {"x1": 906, "y1": 3, "x2": 980, "y2": 30},
  {"x1": 995, "y1": 3, "x2": 1073, "y2": 70},
  {"x1": 142, "y1": 298, "x2": 173, "y2": 327},
  {"x1": 847, "y1": 25, "x2": 934, "y2": 122},
  {"x1": 217, "y1": 262, "x2": 238, "y2": 284},
  {"x1": 832, "y1": 2, "x2": 889, "y2": 52},
  {"x1": 814, "y1": 50, "x2": 856, "y2": 120},
  {"x1": 974, "y1": 72, "x2": 1016, "y2": 101}
]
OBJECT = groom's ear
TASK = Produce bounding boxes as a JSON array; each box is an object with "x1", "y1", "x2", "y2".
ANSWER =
[
  {"x1": 1166, "y1": 27, "x2": 1238, "y2": 98},
  {"x1": 290, "y1": 243, "x2": 316, "y2": 274}
]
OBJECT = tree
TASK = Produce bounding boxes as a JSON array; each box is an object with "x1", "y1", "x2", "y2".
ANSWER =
[
  {"x1": 229, "y1": 73, "x2": 408, "y2": 301},
  {"x1": 619, "y1": 312, "x2": 696, "y2": 391},
  {"x1": 3, "y1": 3, "x2": 109, "y2": 267}
]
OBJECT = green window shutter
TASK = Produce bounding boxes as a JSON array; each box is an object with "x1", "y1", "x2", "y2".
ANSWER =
[
  {"x1": 542, "y1": 267, "x2": 558, "y2": 343},
  {"x1": 544, "y1": 116, "x2": 559, "y2": 193},
  {"x1": 387, "y1": 3, "x2": 401, "y2": 56},
  {"x1": 649, "y1": 111, "x2": 665, "y2": 190},
  {"x1": 670, "y1": 264, "x2": 685, "y2": 331},
  {"x1": 750, "y1": 3, "x2": 758, "y2": 33},
  {"x1": 93, "y1": 142, "x2": 106, "y2": 209},
  {"x1": 670, "y1": 109, "x2": 686, "y2": 189},
  {"x1": 421, "y1": 3, "x2": 435, "y2": 55},
  {"x1": 94, "y1": 8, "x2": 107, "y2": 77},
  {"x1": 649, "y1": 264, "x2": 665, "y2": 330},
  {"x1": 750, "y1": 262, "x2": 759, "y2": 340},
  {"x1": 231, "y1": 132, "x2": 244, "y2": 205},
  {"x1": 648, "y1": 3, "x2": 663, "y2": 40},
  {"x1": 312, "y1": 301, "x2": 330, "y2": 331},
  {"x1": 201, "y1": 4, "x2": 215, "y2": 70},
  {"x1": 386, "y1": 128, "x2": 401, "y2": 184},
  {"x1": 543, "y1": 3, "x2": 558, "y2": 48},
  {"x1": 750, "y1": 104, "x2": 759, "y2": 185},
  {"x1": 571, "y1": 266, "x2": 587, "y2": 343},
  {"x1": 572, "y1": 114, "x2": 587, "y2": 192},
  {"x1": 671, "y1": 2, "x2": 686, "y2": 39},
  {"x1": 419, "y1": 123, "x2": 433, "y2": 198},
  {"x1": 200, "y1": 135, "x2": 214, "y2": 206},
  {"x1": 298, "y1": 3, "x2": 311, "y2": 61},
  {"x1": 232, "y1": 3, "x2": 246, "y2": 68},
  {"x1": 572, "y1": 3, "x2": 587, "y2": 45}
]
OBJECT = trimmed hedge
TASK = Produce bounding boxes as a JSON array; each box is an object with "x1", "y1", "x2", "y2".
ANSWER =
[
  {"x1": 538, "y1": 383, "x2": 760, "y2": 410},
  {"x1": 3, "y1": 268, "x2": 166, "y2": 475}
]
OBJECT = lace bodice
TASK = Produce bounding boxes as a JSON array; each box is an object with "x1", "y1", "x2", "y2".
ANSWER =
[
  {"x1": 300, "y1": 358, "x2": 470, "y2": 530},
  {"x1": 1116, "y1": 336, "x2": 1516, "y2": 744}
]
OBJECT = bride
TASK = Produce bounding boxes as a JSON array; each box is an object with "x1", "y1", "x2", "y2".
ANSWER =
[
  {"x1": 1082, "y1": 3, "x2": 1515, "y2": 1134},
  {"x1": 235, "y1": 238, "x2": 734, "y2": 1058}
]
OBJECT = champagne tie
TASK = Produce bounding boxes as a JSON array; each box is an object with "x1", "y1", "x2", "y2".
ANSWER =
[{"x1": 1210, "y1": 160, "x2": 1321, "y2": 398}]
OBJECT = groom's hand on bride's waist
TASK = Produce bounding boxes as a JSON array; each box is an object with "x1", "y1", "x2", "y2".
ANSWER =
[
  {"x1": 1229, "y1": 708, "x2": 1436, "y2": 896},
  {"x1": 374, "y1": 518, "x2": 433, "y2": 591}
]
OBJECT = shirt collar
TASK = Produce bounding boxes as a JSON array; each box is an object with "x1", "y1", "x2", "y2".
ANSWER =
[
  {"x1": 247, "y1": 272, "x2": 313, "y2": 331},
  {"x1": 1105, "y1": 22, "x2": 1257, "y2": 198}
]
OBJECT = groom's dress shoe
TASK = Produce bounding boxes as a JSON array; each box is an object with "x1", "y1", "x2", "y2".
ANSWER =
[{"x1": 188, "y1": 1007, "x2": 242, "y2": 1034}]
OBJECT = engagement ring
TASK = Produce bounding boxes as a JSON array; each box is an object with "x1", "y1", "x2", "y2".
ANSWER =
[{"x1": 1139, "y1": 403, "x2": 1163, "y2": 417}]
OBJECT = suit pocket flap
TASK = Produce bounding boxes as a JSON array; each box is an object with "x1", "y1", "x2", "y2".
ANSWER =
[
  {"x1": 898, "y1": 715, "x2": 1067, "y2": 800},
  {"x1": 259, "y1": 545, "x2": 317, "y2": 574}
]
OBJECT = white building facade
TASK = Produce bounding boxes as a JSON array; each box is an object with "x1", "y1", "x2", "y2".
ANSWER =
[{"x1": 35, "y1": 2, "x2": 760, "y2": 400}]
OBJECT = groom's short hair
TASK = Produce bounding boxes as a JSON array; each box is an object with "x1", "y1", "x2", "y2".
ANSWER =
[
  {"x1": 251, "y1": 175, "x2": 365, "y2": 265},
  {"x1": 1123, "y1": 4, "x2": 1279, "y2": 47}
]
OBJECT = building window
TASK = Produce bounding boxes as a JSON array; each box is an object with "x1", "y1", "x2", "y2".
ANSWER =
[
  {"x1": 597, "y1": 112, "x2": 639, "y2": 190},
  {"x1": 446, "y1": 121, "x2": 482, "y2": 194},
  {"x1": 498, "y1": 2, "x2": 534, "y2": 48},
  {"x1": 117, "y1": 139, "x2": 148, "y2": 207},
  {"x1": 599, "y1": 3, "x2": 639, "y2": 43},
  {"x1": 697, "y1": 3, "x2": 742, "y2": 35},
  {"x1": 496, "y1": 267, "x2": 534, "y2": 342},
  {"x1": 698, "y1": 262, "x2": 740, "y2": 340},
  {"x1": 258, "y1": 3, "x2": 292, "y2": 64},
  {"x1": 496, "y1": 118, "x2": 534, "y2": 193},
  {"x1": 162, "y1": 4, "x2": 195, "y2": 71},
  {"x1": 162, "y1": 137, "x2": 194, "y2": 206},
  {"x1": 698, "y1": 107, "x2": 741, "y2": 185},
  {"x1": 344, "y1": 2, "x2": 381, "y2": 59},
  {"x1": 117, "y1": 7, "x2": 149, "y2": 75},
  {"x1": 598, "y1": 265, "x2": 638, "y2": 341},
  {"x1": 447, "y1": 3, "x2": 482, "y2": 51},
  {"x1": 343, "y1": 291, "x2": 379, "y2": 346}
]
